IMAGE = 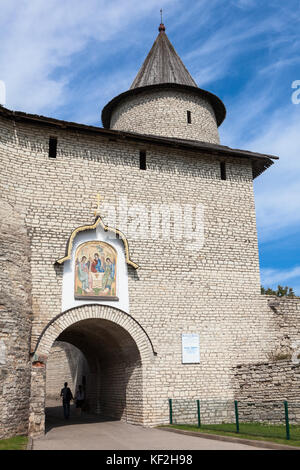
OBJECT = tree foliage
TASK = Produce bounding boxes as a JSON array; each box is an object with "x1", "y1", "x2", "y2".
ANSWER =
[{"x1": 261, "y1": 285, "x2": 296, "y2": 297}]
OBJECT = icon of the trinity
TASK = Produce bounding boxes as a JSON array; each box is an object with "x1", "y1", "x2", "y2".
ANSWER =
[{"x1": 75, "y1": 241, "x2": 118, "y2": 300}]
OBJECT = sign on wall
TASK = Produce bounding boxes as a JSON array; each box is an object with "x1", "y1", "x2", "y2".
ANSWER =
[{"x1": 182, "y1": 334, "x2": 200, "y2": 364}]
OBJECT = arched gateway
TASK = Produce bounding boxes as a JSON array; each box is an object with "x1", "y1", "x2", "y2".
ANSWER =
[
  {"x1": 29, "y1": 305, "x2": 155, "y2": 437},
  {"x1": 1, "y1": 20, "x2": 286, "y2": 443}
]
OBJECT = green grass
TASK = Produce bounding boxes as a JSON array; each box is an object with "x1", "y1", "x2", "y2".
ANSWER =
[
  {"x1": 0, "y1": 435, "x2": 28, "y2": 450},
  {"x1": 161, "y1": 423, "x2": 300, "y2": 448}
]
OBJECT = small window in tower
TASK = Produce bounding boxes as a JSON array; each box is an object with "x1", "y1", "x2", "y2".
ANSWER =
[
  {"x1": 49, "y1": 136, "x2": 57, "y2": 158},
  {"x1": 187, "y1": 110, "x2": 192, "y2": 124},
  {"x1": 220, "y1": 161, "x2": 226, "y2": 180},
  {"x1": 139, "y1": 150, "x2": 146, "y2": 170}
]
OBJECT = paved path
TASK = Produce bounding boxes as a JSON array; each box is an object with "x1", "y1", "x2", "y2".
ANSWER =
[{"x1": 33, "y1": 405, "x2": 266, "y2": 450}]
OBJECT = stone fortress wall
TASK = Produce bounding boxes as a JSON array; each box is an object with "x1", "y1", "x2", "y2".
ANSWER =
[
  {"x1": 233, "y1": 296, "x2": 300, "y2": 404},
  {"x1": 0, "y1": 111, "x2": 299, "y2": 437},
  {"x1": 168, "y1": 297, "x2": 300, "y2": 425},
  {"x1": 233, "y1": 360, "x2": 300, "y2": 425},
  {"x1": 0, "y1": 201, "x2": 32, "y2": 439}
]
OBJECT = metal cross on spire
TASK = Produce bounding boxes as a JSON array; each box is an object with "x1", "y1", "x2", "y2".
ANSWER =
[{"x1": 159, "y1": 8, "x2": 165, "y2": 32}]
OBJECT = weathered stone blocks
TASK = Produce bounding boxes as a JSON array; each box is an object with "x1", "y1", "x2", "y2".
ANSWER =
[
  {"x1": 0, "y1": 201, "x2": 32, "y2": 439},
  {"x1": 110, "y1": 89, "x2": 220, "y2": 144}
]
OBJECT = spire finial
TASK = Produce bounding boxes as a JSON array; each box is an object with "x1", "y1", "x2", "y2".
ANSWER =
[{"x1": 158, "y1": 9, "x2": 166, "y2": 32}]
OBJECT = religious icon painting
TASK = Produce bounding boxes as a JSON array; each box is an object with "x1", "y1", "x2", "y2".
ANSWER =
[{"x1": 74, "y1": 241, "x2": 118, "y2": 300}]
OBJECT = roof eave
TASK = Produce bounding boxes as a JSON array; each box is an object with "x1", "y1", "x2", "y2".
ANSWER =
[
  {"x1": 0, "y1": 105, "x2": 277, "y2": 179},
  {"x1": 101, "y1": 82, "x2": 226, "y2": 129}
]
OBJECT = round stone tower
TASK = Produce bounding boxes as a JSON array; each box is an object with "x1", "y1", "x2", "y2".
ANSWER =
[{"x1": 102, "y1": 23, "x2": 226, "y2": 144}]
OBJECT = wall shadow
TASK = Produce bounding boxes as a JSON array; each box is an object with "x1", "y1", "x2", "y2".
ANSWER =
[{"x1": 45, "y1": 403, "x2": 119, "y2": 433}]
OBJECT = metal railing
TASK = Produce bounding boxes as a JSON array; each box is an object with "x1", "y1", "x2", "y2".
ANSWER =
[{"x1": 168, "y1": 399, "x2": 300, "y2": 442}]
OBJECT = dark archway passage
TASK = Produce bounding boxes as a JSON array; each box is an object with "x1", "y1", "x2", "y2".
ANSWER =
[
  {"x1": 45, "y1": 318, "x2": 143, "y2": 427},
  {"x1": 46, "y1": 341, "x2": 88, "y2": 401}
]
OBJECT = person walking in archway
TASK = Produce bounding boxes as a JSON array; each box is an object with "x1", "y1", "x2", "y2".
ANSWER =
[
  {"x1": 75, "y1": 385, "x2": 85, "y2": 416},
  {"x1": 60, "y1": 382, "x2": 73, "y2": 420}
]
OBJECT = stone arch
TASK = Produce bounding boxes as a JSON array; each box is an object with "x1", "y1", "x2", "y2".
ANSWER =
[
  {"x1": 33, "y1": 304, "x2": 155, "y2": 365},
  {"x1": 29, "y1": 305, "x2": 155, "y2": 437}
]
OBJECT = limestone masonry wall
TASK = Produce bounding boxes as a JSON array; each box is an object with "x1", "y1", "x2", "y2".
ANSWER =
[
  {"x1": 266, "y1": 297, "x2": 300, "y2": 360},
  {"x1": 231, "y1": 297, "x2": 300, "y2": 424},
  {"x1": 110, "y1": 89, "x2": 220, "y2": 144},
  {"x1": 234, "y1": 360, "x2": 300, "y2": 403},
  {"x1": 0, "y1": 201, "x2": 32, "y2": 439},
  {"x1": 233, "y1": 360, "x2": 300, "y2": 424}
]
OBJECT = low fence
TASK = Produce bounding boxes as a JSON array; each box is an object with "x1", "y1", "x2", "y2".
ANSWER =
[{"x1": 168, "y1": 399, "x2": 300, "y2": 441}]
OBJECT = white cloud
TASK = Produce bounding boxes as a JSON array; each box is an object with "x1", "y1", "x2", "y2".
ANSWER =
[
  {"x1": 259, "y1": 57, "x2": 300, "y2": 76},
  {"x1": 232, "y1": 0, "x2": 256, "y2": 8},
  {"x1": 0, "y1": 0, "x2": 176, "y2": 114},
  {"x1": 182, "y1": 6, "x2": 288, "y2": 87},
  {"x1": 261, "y1": 266, "x2": 300, "y2": 294},
  {"x1": 241, "y1": 107, "x2": 300, "y2": 243}
]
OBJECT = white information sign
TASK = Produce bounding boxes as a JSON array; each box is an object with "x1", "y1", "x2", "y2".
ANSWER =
[{"x1": 182, "y1": 334, "x2": 200, "y2": 364}]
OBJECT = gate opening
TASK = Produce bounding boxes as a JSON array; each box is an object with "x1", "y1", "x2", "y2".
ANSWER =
[{"x1": 45, "y1": 318, "x2": 143, "y2": 426}]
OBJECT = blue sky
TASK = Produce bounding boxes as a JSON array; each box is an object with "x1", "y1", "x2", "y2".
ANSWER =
[{"x1": 1, "y1": 0, "x2": 300, "y2": 293}]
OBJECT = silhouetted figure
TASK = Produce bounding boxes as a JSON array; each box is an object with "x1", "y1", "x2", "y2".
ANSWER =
[
  {"x1": 60, "y1": 382, "x2": 73, "y2": 419},
  {"x1": 75, "y1": 385, "x2": 85, "y2": 416}
]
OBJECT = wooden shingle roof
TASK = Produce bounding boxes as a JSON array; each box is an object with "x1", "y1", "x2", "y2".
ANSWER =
[{"x1": 130, "y1": 24, "x2": 197, "y2": 89}]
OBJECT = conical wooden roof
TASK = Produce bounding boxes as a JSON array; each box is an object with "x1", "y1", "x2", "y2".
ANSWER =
[
  {"x1": 130, "y1": 24, "x2": 197, "y2": 89},
  {"x1": 101, "y1": 24, "x2": 226, "y2": 129}
]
